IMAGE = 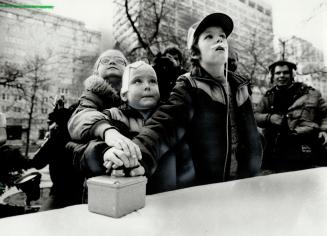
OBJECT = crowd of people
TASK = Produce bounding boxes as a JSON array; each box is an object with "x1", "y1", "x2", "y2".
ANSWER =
[{"x1": 1, "y1": 12, "x2": 327, "y2": 213}]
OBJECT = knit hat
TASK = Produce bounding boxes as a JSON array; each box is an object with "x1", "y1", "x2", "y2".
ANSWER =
[
  {"x1": 121, "y1": 61, "x2": 157, "y2": 95},
  {"x1": 268, "y1": 60, "x2": 297, "y2": 72}
]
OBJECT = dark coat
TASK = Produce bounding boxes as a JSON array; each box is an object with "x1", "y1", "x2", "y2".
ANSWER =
[
  {"x1": 31, "y1": 106, "x2": 84, "y2": 206},
  {"x1": 254, "y1": 82, "x2": 327, "y2": 171},
  {"x1": 133, "y1": 65, "x2": 263, "y2": 189}
]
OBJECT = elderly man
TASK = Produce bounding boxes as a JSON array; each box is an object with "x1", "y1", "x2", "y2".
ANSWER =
[{"x1": 255, "y1": 60, "x2": 327, "y2": 173}]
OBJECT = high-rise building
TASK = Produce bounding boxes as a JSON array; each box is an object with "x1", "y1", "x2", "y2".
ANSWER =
[
  {"x1": 113, "y1": 0, "x2": 274, "y2": 108},
  {"x1": 113, "y1": 0, "x2": 274, "y2": 74},
  {"x1": 281, "y1": 36, "x2": 327, "y2": 99},
  {"x1": 0, "y1": 0, "x2": 101, "y2": 142}
]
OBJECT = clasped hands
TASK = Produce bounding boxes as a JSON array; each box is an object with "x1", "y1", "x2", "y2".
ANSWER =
[
  {"x1": 269, "y1": 113, "x2": 327, "y2": 145},
  {"x1": 103, "y1": 129, "x2": 144, "y2": 177}
]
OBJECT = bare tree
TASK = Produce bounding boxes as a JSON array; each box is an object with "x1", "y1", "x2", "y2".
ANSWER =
[
  {"x1": 71, "y1": 54, "x2": 98, "y2": 96},
  {"x1": 236, "y1": 29, "x2": 275, "y2": 87},
  {"x1": 18, "y1": 51, "x2": 55, "y2": 156},
  {"x1": 277, "y1": 36, "x2": 327, "y2": 80},
  {"x1": 115, "y1": 0, "x2": 181, "y2": 61},
  {"x1": 0, "y1": 60, "x2": 24, "y2": 90}
]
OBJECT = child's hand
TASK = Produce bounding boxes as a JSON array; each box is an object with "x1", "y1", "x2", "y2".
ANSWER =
[
  {"x1": 103, "y1": 147, "x2": 139, "y2": 173},
  {"x1": 129, "y1": 165, "x2": 145, "y2": 177},
  {"x1": 104, "y1": 129, "x2": 142, "y2": 161}
]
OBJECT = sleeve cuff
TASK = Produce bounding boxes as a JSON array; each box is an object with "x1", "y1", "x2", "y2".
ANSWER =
[{"x1": 90, "y1": 120, "x2": 116, "y2": 140}]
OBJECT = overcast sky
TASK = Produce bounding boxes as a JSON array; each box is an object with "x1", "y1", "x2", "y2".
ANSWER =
[{"x1": 43, "y1": 0, "x2": 327, "y2": 63}]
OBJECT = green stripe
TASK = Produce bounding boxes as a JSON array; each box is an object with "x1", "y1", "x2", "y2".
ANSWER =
[{"x1": 0, "y1": 4, "x2": 54, "y2": 9}]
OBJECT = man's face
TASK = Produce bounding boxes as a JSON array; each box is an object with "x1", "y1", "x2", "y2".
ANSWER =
[
  {"x1": 273, "y1": 65, "x2": 292, "y2": 88},
  {"x1": 97, "y1": 51, "x2": 127, "y2": 91}
]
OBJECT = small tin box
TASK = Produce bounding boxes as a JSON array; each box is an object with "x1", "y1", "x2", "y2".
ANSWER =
[{"x1": 87, "y1": 175, "x2": 147, "y2": 218}]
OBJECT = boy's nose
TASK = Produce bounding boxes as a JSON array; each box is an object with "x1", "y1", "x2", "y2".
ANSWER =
[
  {"x1": 144, "y1": 82, "x2": 151, "y2": 89},
  {"x1": 216, "y1": 37, "x2": 223, "y2": 43}
]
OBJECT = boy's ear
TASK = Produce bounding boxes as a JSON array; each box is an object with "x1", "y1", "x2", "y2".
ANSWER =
[{"x1": 120, "y1": 92, "x2": 128, "y2": 102}]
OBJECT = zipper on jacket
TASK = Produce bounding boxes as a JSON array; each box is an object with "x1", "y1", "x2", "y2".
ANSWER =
[{"x1": 218, "y1": 82, "x2": 230, "y2": 181}]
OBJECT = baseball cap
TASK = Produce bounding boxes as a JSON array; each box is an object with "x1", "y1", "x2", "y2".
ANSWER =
[{"x1": 187, "y1": 13, "x2": 234, "y2": 49}]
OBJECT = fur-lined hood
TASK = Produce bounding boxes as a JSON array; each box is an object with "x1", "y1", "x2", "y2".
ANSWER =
[
  {"x1": 84, "y1": 75, "x2": 120, "y2": 99},
  {"x1": 82, "y1": 75, "x2": 121, "y2": 108}
]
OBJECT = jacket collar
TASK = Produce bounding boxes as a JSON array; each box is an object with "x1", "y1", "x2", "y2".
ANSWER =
[
  {"x1": 82, "y1": 75, "x2": 121, "y2": 108},
  {"x1": 190, "y1": 65, "x2": 249, "y2": 90},
  {"x1": 120, "y1": 103, "x2": 159, "y2": 121}
]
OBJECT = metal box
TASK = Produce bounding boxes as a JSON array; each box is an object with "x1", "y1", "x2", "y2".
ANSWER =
[{"x1": 87, "y1": 175, "x2": 147, "y2": 218}]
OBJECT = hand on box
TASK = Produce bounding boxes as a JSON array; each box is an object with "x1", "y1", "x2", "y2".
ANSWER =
[
  {"x1": 104, "y1": 128, "x2": 142, "y2": 161},
  {"x1": 103, "y1": 146, "x2": 140, "y2": 173}
]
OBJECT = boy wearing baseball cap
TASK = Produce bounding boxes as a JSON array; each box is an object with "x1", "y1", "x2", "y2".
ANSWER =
[{"x1": 123, "y1": 13, "x2": 263, "y2": 189}]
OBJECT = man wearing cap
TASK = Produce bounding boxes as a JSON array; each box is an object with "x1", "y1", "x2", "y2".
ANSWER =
[{"x1": 255, "y1": 60, "x2": 327, "y2": 172}]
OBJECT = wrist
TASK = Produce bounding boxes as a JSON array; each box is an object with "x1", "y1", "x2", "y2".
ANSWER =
[
  {"x1": 265, "y1": 113, "x2": 272, "y2": 125},
  {"x1": 103, "y1": 127, "x2": 117, "y2": 141}
]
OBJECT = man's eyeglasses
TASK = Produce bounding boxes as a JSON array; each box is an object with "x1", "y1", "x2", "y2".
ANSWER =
[{"x1": 100, "y1": 57, "x2": 127, "y2": 66}]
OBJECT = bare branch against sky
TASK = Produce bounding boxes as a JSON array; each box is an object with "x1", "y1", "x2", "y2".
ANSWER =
[{"x1": 43, "y1": 0, "x2": 327, "y2": 63}]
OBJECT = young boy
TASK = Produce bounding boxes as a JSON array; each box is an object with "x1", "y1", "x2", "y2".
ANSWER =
[
  {"x1": 114, "y1": 13, "x2": 263, "y2": 190},
  {"x1": 101, "y1": 61, "x2": 160, "y2": 176},
  {"x1": 80, "y1": 61, "x2": 160, "y2": 179}
]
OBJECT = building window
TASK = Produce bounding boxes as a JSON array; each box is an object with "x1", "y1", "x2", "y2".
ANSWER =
[
  {"x1": 39, "y1": 129, "x2": 47, "y2": 139},
  {"x1": 248, "y1": 1, "x2": 255, "y2": 8},
  {"x1": 265, "y1": 9, "x2": 271, "y2": 16},
  {"x1": 257, "y1": 5, "x2": 263, "y2": 12},
  {"x1": 7, "y1": 125, "x2": 23, "y2": 140},
  {"x1": 41, "y1": 108, "x2": 48, "y2": 114}
]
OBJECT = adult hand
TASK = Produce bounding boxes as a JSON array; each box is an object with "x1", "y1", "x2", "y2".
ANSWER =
[
  {"x1": 318, "y1": 131, "x2": 327, "y2": 146},
  {"x1": 103, "y1": 147, "x2": 139, "y2": 171},
  {"x1": 104, "y1": 128, "x2": 142, "y2": 161},
  {"x1": 269, "y1": 114, "x2": 283, "y2": 126}
]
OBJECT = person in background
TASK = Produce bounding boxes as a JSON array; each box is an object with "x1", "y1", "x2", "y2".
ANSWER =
[
  {"x1": 254, "y1": 60, "x2": 327, "y2": 173},
  {"x1": 111, "y1": 13, "x2": 262, "y2": 189},
  {"x1": 227, "y1": 48, "x2": 239, "y2": 73},
  {"x1": 152, "y1": 46, "x2": 187, "y2": 101},
  {"x1": 162, "y1": 46, "x2": 187, "y2": 76},
  {"x1": 29, "y1": 96, "x2": 84, "y2": 211},
  {"x1": 0, "y1": 112, "x2": 31, "y2": 217},
  {"x1": 0, "y1": 112, "x2": 7, "y2": 147}
]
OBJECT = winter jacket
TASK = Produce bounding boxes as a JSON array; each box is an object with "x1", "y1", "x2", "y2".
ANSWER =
[
  {"x1": 133, "y1": 65, "x2": 263, "y2": 188},
  {"x1": 254, "y1": 82, "x2": 327, "y2": 171},
  {"x1": 255, "y1": 82, "x2": 327, "y2": 135},
  {"x1": 68, "y1": 75, "x2": 121, "y2": 142},
  {"x1": 68, "y1": 103, "x2": 177, "y2": 194}
]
